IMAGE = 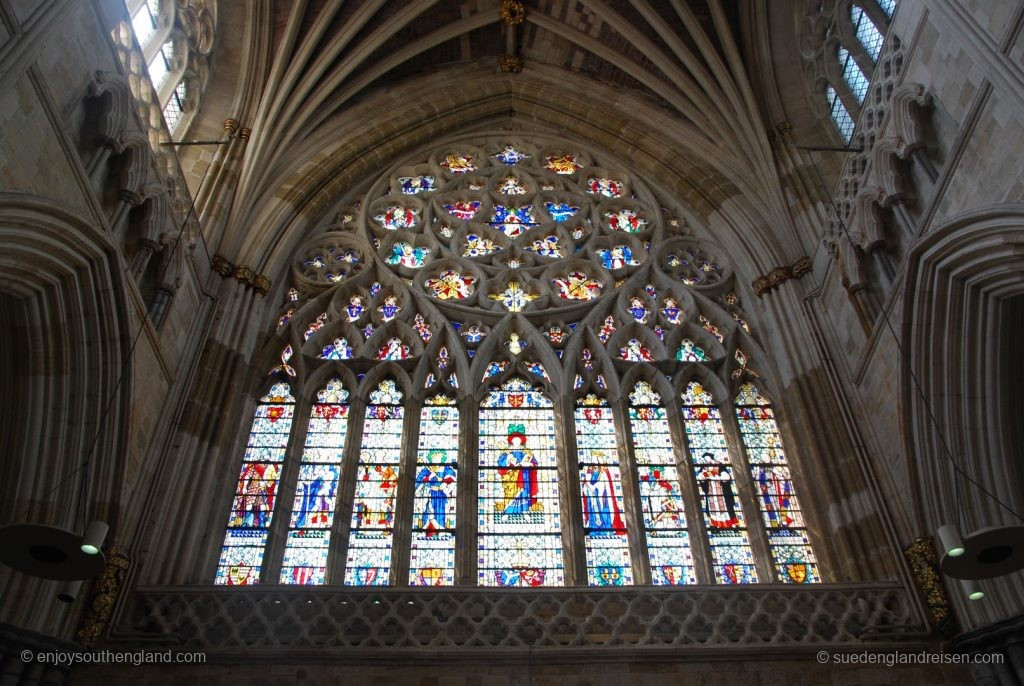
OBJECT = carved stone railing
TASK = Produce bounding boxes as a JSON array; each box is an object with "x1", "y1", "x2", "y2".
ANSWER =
[{"x1": 115, "y1": 583, "x2": 928, "y2": 657}]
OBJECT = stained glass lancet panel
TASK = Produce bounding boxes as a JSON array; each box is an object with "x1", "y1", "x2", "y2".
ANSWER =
[
  {"x1": 628, "y1": 382, "x2": 696, "y2": 585},
  {"x1": 344, "y1": 379, "x2": 403, "y2": 585},
  {"x1": 215, "y1": 383, "x2": 295, "y2": 585},
  {"x1": 574, "y1": 394, "x2": 632, "y2": 586},
  {"x1": 735, "y1": 383, "x2": 820, "y2": 583},
  {"x1": 478, "y1": 377, "x2": 564, "y2": 586},
  {"x1": 851, "y1": 5, "x2": 884, "y2": 61},
  {"x1": 877, "y1": 0, "x2": 896, "y2": 17},
  {"x1": 681, "y1": 382, "x2": 758, "y2": 583},
  {"x1": 409, "y1": 395, "x2": 459, "y2": 586},
  {"x1": 280, "y1": 378, "x2": 349, "y2": 585}
]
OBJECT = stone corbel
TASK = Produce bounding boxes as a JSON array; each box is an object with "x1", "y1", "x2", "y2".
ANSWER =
[
  {"x1": 210, "y1": 253, "x2": 233, "y2": 277},
  {"x1": 752, "y1": 256, "x2": 813, "y2": 296},
  {"x1": 229, "y1": 264, "x2": 273, "y2": 295}
]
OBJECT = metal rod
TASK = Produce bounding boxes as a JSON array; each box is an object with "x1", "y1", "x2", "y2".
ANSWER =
[
  {"x1": 796, "y1": 144, "x2": 865, "y2": 152},
  {"x1": 160, "y1": 139, "x2": 232, "y2": 146}
]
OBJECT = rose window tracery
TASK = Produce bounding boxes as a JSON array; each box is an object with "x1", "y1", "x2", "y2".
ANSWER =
[{"x1": 217, "y1": 136, "x2": 817, "y2": 589}]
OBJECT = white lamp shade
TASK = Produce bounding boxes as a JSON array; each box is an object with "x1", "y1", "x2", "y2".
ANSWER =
[{"x1": 80, "y1": 521, "x2": 109, "y2": 555}]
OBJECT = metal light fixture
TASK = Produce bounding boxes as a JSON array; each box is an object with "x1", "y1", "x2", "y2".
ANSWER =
[
  {"x1": 80, "y1": 520, "x2": 109, "y2": 555},
  {"x1": 941, "y1": 525, "x2": 1024, "y2": 580},
  {"x1": 57, "y1": 579, "x2": 83, "y2": 603},
  {"x1": 0, "y1": 523, "x2": 105, "y2": 580},
  {"x1": 960, "y1": 578, "x2": 984, "y2": 601},
  {"x1": 936, "y1": 524, "x2": 965, "y2": 557}
]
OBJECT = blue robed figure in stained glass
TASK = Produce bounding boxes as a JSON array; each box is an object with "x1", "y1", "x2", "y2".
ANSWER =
[
  {"x1": 415, "y1": 449, "x2": 456, "y2": 531},
  {"x1": 496, "y1": 424, "x2": 540, "y2": 515}
]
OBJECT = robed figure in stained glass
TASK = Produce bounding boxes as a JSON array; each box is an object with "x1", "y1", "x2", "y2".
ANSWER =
[
  {"x1": 757, "y1": 466, "x2": 794, "y2": 528},
  {"x1": 495, "y1": 424, "x2": 541, "y2": 515},
  {"x1": 581, "y1": 463, "x2": 626, "y2": 532},
  {"x1": 235, "y1": 463, "x2": 279, "y2": 528},
  {"x1": 294, "y1": 467, "x2": 339, "y2": 527},
  {"x1": 415, "y1": 449, "x2": 456, "y2": 532},
  {"x1": 698, "y1": 461, "x2": 740, "y2": 529}
]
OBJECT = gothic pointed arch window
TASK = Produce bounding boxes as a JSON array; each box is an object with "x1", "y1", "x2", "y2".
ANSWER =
[
  {"x1": 575, "y1": 393, "x2": 632, "y2": 586},
  {"x1": 345, "y1": 378, "x2": 404, "y2": 586},
  {"x1": 839, "y1": 46, "x2": 870, "y2": 104},
  {"x1": 851, "y1": 5, "x2": 884, "y2": 62},
  {"x1": 681, "y1": 381, "x2": 758, "y2": 583},
  {"x1": 478, "y1": 376, "x2": 563, "y2": 587},
  {"x1": 122, "y1": 0, "x2": 215, "y2": 134},
  {"x1": 628, "y1": 381, "x2": 696, "y2": 585},
  {"x1": 735, "y1": 383, "x2": 820, "y2": 583},
  {"x1": 215, "y1": 382, "x2": 295, "y2": 585},
  {"x1": 409, "y1": 394, "x2": 459, "y2": 586},
  {"x1": 812, "y1": 2, "x2": 896, "y2": 141},
  {"x1": 280, "y1": 377, "x2": 349, "y2": 585},
  {"x1": 215, "y1": 135, "x2": 823, "y2": 589}
]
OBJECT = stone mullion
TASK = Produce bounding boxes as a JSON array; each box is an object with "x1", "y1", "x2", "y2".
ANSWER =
[
  {"x1": 720, "y1": 399, "x2": 777, "y2": 583},
  {"x1": 326, "y1": 395, "x2": 368, "y2": 585},
  {"x1": 458, "y1": 396, "x2": 479, "y2": 586},
  {"x1": 612, "y1": 395, "x2": 652, "y2": 585},
  {"x1": 389, "y1": 398, "x2": 422, "y2": 586},
  {"x1": 665, "y1": 400, "x2": 715, "y2": 585},
  {"x1": 556, "y1": 394, "x2": 586, "y2": 586},
  {"x1": 261, "y1": 390, "x2": 312, "y2": 584}
]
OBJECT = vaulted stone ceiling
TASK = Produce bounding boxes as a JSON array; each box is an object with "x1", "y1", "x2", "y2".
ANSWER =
[{"x1": 208, "y1": 1, "x2": 808, "y2": 285}]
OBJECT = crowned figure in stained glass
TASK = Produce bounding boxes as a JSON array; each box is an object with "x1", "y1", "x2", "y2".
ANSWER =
[{"x1": 495, "y1": 424, "x2": 541, "y2": 516}]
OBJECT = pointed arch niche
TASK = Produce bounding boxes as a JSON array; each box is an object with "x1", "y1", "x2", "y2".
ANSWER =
[{"x1": 211, "y1": 134, "x2": 825, "y2": 589}]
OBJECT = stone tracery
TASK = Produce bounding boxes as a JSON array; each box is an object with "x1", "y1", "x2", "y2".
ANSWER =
[{"x1": 217, "y1": 135, "x2": 817, "y2": 588}]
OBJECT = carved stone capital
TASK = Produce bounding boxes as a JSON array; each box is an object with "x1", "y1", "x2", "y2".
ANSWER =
[
  {"x1": 767, "y1": 266, "x2": 793, "y2": 287},
  {"x1": 253, "y1": 274, "x2": 272, "y2": 295},
  {"x1": 751, "y1": 275, "x2": 771, "y2": 297},
  {"x1": 791, "y1": 256, "x2": 812, "y2": 278},
  {"x1": 210, "y1": 253, "x2": 233, "y2": 277},
  {"x1": 232, "y1": 264, "x2": 257, "y2": 286}
]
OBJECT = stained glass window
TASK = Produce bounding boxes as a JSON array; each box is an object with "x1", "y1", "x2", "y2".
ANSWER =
[
  {"x1": 839, "y1": 46, "x2": 869, "y2": 104},
  {"x1": 478, "y1": 377, "x2": 563, "y2": 586},
  {"x1": 216, "y1": 383, "x2": 295, "y2": 585},
  {"x1": 827, "y1": 85, "x2": 855, "y2": 143},
  {"x1": 280, "y1": 378, "x2": 349, "y2": 585},
  {"x1": 344, "y1": 379, "x2": 403, "y2": 585},
  {"x1": 735, "y1": 384, "x2": 820, "y2": 583},
  {"x1": 877, "y1": 0, "x2": 896, "y2": 17},
  {"x1": 851, "y1": 5, "x2": 884, "y2": 61},
  {"x1": 575, "y1": 394, "x2": 632, "y2": 586},
  {"x1": 629, "y1": 382, "x2": 695, "y2": 585},
  {"x1": 681, "y1": 382, "x2": 758, "y2": 583},
  {"x1": 410, "y1": 395, "x2": 459, "y2": 586}
]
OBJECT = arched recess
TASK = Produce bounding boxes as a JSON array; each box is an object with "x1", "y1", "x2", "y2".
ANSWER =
[
  {"x1": 901, "y1": 204, "x2": 1024, "y2": 630},
  {"x1": 0, "y1": 193, "x2": 131, "y2": 636}
]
